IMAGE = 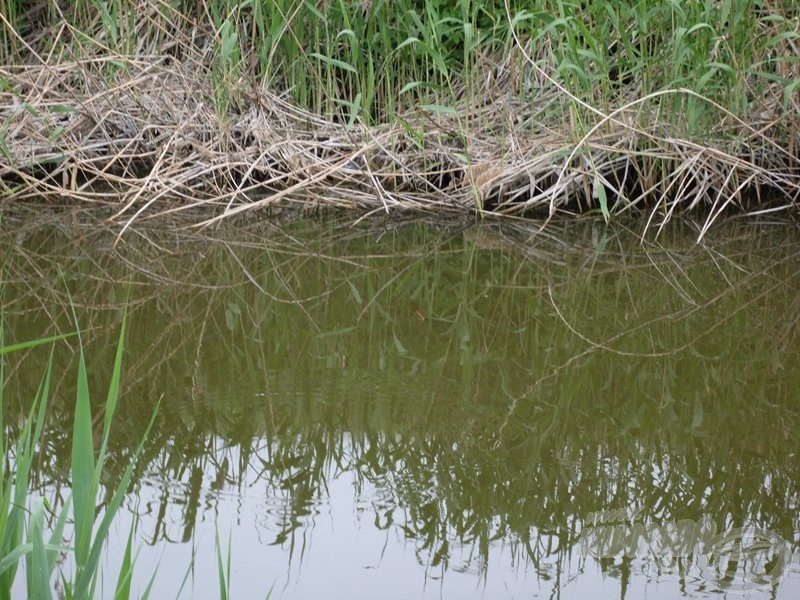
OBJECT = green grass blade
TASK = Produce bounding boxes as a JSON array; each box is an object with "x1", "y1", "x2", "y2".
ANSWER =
[
  {"x1": 136, "y1": 557, "x2": 159, "y2": 600},
  {"x1": 226, "y1": 530, "x2": 232, "y2": 599},
  {"x1": 593, "y1": 174, "x2": 610, "y2": 223},
  {"x1": 71, "y1": 348, "x2": 95, "y2": 573},
  {"x1": 74, "y1": 400, "x2": 159, "y2": 598},
  {"x1": 215, "y1": 523, "x2": 229, "y2": 600},
  {"x1": 113, "y1": 519, "x2": 135, "y2": 600},
  {"x1": 310, "y1": 52, "x2": 357, "y2": 73},
  {"x1": 1, "y1": 352, "x2": 54, "y2": 596},
  {"x1": 98, "y1": 316, "x2": 126, "y2": 458},
  {"x1": 173, "y1": 543, "x2": 197, "y2": 599},
  {"x1": 47, "y1": 494, "x2": 72, "y2": 575},
  {"x1": 0, "y1": 332, "x2": 76, "y2": 355},
  {"x1": 138, "y1": 579, "x2": 155, "y2": 600},
  {"x1": 31, "y1": 350, "x2": 53, "y2": 459},
  {"x1": 25, "y1": 498, "x2": 53, "y2": 600},
  {"x1": 0, "y1": 544, "x2": 32, "y2": 578}
]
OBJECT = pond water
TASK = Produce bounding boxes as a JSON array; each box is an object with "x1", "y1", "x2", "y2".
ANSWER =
[{"x1": 2, "y1": 212, "x2": 799, "y2": 599}]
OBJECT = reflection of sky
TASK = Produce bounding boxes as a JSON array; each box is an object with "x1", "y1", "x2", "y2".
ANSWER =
[{"x1": 85, "y1": 435, "x2": 800, "y2": 600}]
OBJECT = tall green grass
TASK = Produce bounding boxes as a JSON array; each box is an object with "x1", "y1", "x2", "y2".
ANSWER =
[
  {"x1": 196, "y1": 0, "x2": 531, "y2": 121},
  {"x1": 1, "y1": 0, "x2": 795, "y2": 128},
  {"x1": 0, "y1": 319, "x2": 157, "y2": 600}
]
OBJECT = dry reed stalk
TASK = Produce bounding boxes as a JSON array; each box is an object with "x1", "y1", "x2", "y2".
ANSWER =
[{"x1": 1, "y1": 43, "x2": 798, "y2": 238}]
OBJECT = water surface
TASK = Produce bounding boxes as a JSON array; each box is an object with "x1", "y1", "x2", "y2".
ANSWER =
[{"x1": 2, "y1": 212, "x2": 799, "y2": 598}]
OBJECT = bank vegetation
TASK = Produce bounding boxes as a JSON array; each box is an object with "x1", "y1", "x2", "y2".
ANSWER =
[{"x1": 0, "y1": 0, "x2": 799, "y2": 235}]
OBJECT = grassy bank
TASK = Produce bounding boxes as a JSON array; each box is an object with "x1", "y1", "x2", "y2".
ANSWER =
[{"x1": 0, "y1": 1, "x2": 798, "y2": 234}]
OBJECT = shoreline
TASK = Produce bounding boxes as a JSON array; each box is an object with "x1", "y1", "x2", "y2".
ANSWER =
[{"x1": 1, "y1": 2, "x2": 798, "y2": 237}]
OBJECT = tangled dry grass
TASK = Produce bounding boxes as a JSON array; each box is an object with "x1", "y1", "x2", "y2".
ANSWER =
[{"x1": 1, "y1": 33, "x2": 799, "y2": 238}]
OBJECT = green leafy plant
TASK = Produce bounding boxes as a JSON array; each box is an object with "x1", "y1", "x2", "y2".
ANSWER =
[{"x1": 0, "y1": 318, "x2": 158, "y2": 600}]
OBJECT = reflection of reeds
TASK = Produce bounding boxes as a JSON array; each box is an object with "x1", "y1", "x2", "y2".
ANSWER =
[{"x1": 2, "y1": 218, "x2": 800, "y2": 588}]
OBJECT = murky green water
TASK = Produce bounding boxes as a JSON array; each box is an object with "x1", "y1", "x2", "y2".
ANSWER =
[{"x1": 2, "y1": 213, "x2": 799, "y2": 598}]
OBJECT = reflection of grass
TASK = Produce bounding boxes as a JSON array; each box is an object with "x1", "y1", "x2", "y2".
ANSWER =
[
  {"x1": 2, "y1": 219, "x2": 800, "y2": 590},
  {"x1": 0, "y1": 321, "x2": 160, "y2": 599}
]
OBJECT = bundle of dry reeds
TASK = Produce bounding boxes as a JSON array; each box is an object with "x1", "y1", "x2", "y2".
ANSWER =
[{"x1": 0, "y1": 1, "x2": 798, "y2": 237}]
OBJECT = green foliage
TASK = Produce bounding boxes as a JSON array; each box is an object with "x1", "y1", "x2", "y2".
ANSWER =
[
  {"x1": 0, "y1": 319, "x2": 158, "y2": 599},
  {"x1": 0, "y1": 1, "x2": 798, "y2": 224},
  {"x1": 0, "y1": 0, "x2": 797, "y2": 129},
  {"x1": 215, "y1": 524, "x2": 232, "y2": 600}
]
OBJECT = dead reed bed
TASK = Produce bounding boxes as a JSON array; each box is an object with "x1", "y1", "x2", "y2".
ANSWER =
[{"x1": 0, "y1": 2, "x2": 799, "y2": 238}]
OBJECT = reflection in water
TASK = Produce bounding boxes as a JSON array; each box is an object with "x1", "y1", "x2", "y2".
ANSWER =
[{"x1": 1, "y1": 213, "x2": 799, "y2": 598}]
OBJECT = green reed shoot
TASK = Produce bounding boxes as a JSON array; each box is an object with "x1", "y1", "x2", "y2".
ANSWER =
[
  {"x1": 215, "y1": 523, "x2": 232, "y2": 600},
  {"x1": 1, "y1": 0, "x2": 795, "y2": 130},
  {"x1": 0, "y1": 317, "x2": 158, "y2": 600}
]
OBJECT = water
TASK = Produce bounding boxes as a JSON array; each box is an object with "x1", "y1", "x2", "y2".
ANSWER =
[{"x1": 2, "y1": 213, "x2": 799, "y2": 598}]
